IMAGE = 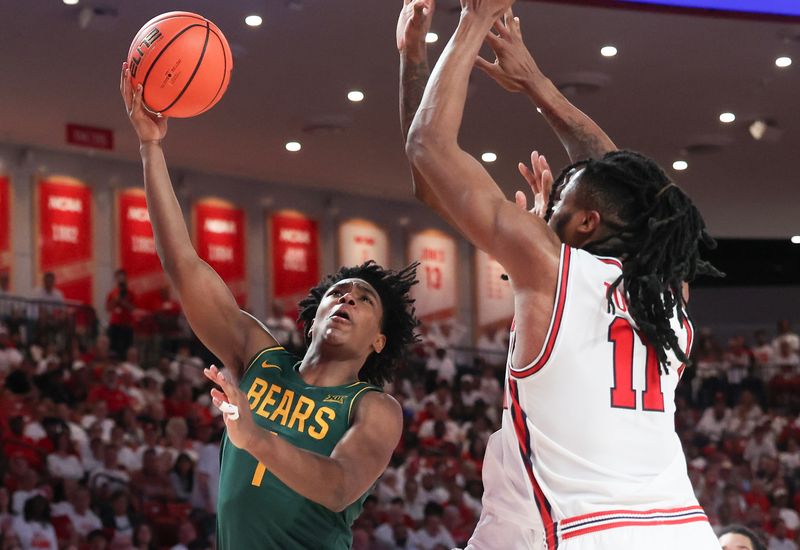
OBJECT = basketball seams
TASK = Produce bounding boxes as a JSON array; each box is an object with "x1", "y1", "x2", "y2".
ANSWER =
[
  {"x1": 130, "y1": 12, "x2": 230, "y2": 118},
  {"x1": 158, "y1": 21, "x2": 211, "y2": 114},
  {"x1": 127, "y1": 12, "x2": 208, "y2": 59},
  {"x1": 140, "y1": 23, "x2": 206, "y2": 111},
  {"x1": 195, "y1": 28, "x2": 231, "y2": 115}
]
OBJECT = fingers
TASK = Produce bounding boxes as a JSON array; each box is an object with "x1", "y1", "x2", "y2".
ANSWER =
[
  {"x1": 474, "y1": 55, "x2": 497, "y2": 75},
  {"x1": 210, "y1": 388, "x2": 229, "y2": 404},
  {"x1": 492, "y1": 18, "x2": 511, "y2": 41},
  {"x1": 514, "y1": 190, "x2": 528, "y2": 211},
  {"x1": 518, "y1": 162, "x2": 538, "y2": 194},
  {"x1": 121, "y1": 64, "x2": 133, "y2": 113}
]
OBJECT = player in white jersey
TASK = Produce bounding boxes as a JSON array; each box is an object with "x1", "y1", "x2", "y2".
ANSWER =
[{"x1": 399, "y1": 0, "x2": 723, "y2": 547}]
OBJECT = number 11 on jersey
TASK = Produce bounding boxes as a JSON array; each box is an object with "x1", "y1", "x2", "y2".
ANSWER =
[{"x1": 608, "y1": 317, "x2": 665, "y2": 412}]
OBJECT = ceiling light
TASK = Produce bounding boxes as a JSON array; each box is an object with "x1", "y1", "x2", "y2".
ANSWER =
[
  {"x1": 425, "y1": 33, "x2": 439, "y2": 44},
  {"x1": 792, "y1": 236, "x2": 800, "y2": 245},
  {"x1": 285, "y1": 141, "x2": 301, "y2": 152},
  {"x1": 719, "y1": 112, "x2": 736, "y2": 123},
  {"x1": 63, "y1": 0, "x2": 79, "y2": 4},
  {"x1": 245, "y1": 15, "x2": 263, "y2": 27},
  {"x1": 776, "y1": 56, "x2": 792, "y2": 68},
  {"x1": 600, "y1": 46, "x2": 618, "y2": 57},
  {"x1": 481, "y1": 152, "x2": 497, "y2": 163},
  {"x1": 347, "y1": 90, "x2": 365, "y2": 103},
  {"x1": 672, "y1": 160, "x2": 688, "y2": 171}
]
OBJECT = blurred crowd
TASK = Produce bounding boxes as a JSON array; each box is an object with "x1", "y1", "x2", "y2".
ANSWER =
[{"x1": 1, "y1": 280, "x2": 799, "y2": 549}]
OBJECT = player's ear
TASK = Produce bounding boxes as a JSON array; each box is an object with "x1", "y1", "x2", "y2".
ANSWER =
[
  {"x1": 578, "y1": 210, "x2": 602, "y2": 235},
  {"x1": 372, "y1": 333, "x2": 386, "y2": 354}
]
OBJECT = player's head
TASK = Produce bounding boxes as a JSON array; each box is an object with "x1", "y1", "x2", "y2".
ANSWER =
[
  {"x1": 298, "y1": 261, "x2": 419, "y2": 386},
  {"x1": 546, "y1": 150, "x2": 722, "y2": 370},
  {"x1": 718, "y1": 524, "x2": 766, "y2": 550}
]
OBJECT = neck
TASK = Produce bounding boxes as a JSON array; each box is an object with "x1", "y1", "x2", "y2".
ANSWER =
[{"x1": 299, "y1": 343, "x2": 368, "y2": 387}]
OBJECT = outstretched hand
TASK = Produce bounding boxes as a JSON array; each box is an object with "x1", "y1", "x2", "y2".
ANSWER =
[
  {"x1": 514, "y1": 150, "x2": 553, "y2": 219},
  {"x1": 204, "y1": 364, "x2": 261, "y2": 452},
  {"x1": 120, "y1": 61, "x2": 168, "y2": 144},
  {"x1": 475, "y1": 8, "x2": 538, "y2": 93},
  {"x1": 397, "y1": 0, "x2": 435, "y2": 60}
]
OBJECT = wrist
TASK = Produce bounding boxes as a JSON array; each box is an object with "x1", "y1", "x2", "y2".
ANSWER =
[
  {"x1": 401, "y1": 44, "x2": 428, "y2": 64},
  {"x1": 139, "y1": 139, "x2": 162, "y2": 151}
]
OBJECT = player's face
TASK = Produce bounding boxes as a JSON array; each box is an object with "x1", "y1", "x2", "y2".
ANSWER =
[
  {"x1": 719, "y1": 532, "x2": 754, "y2": 550},
  {"x1": 548, "y1": 170, "x2": 604, "y2": 249},
  {"x1": 312, "y1": 278, "x2": 386, "y2": 355},
  {"x1": 547, "y1": 171, "x2": 584, "y2": 246}
]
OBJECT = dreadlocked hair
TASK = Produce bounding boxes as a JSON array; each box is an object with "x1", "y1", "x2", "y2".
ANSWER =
[
  {"x1": 546, "y1": 150, "x2": 723, "y2": 372},
  {"x1": 297, "y1": 261, "x2": 420, "y2": 387}
]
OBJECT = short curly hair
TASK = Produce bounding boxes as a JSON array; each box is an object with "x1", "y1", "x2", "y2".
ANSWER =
[{"x1": 297, "y1": 261, "x2": 420, "y2": 387}]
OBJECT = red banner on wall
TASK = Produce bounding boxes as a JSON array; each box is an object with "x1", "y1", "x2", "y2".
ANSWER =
[
  {"x1": 269, "y1": 210, "x2": 320, "y2": 314},
  {"x1": 117, "y1": 189, "x2": 165, "y2": 311},
  {"x1": 338, "y1": 218, "x2": 389, "y2": 268},
  {"x1": 36, "y1": 177, "x2": 93, "y2": 304},
  {"x1": 407, "y1": 229, "x2": 457, "y2": 321},
  {"x1": 193, "y1": 198, "x2": 247, "y2": 307},
  {"x1": 0, "y1": 177, "x2": 11, "y2": 285}
]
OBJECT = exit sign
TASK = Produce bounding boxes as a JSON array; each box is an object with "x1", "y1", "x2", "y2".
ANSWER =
[{"x1": 66, "y1": 123, "x2": 114, "y2": 151}]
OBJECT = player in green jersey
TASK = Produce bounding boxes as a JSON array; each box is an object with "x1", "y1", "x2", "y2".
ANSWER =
[{"x1": 120, "y1": 65, "x2": 419, "y2": 549}]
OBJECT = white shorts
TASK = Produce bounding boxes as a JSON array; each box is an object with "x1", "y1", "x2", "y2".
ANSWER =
[
  {"x1": 557, "y1": 521, "x2": 720, "y2": 549},
  {"x1": 464, "y1": 508, "x2": 540, "y2": 550}
]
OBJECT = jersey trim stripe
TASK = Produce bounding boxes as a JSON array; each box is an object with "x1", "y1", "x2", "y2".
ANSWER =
[
  {"x1": 596, "y1": 256, "x2": 623, "y2": 270},
  {"x1": 347, "y1": 385, "x2": 379, "y2": 424},
  {"x1": 245, "y1": 346, "x2": 285, "y2": 371},
  {"x1": 677, "y1": 317, "x2": 694, "y2": 379},
  {"x1": 508, "y1": 379, "x2": 559, "y2": 549},
  {"x1": 558, "y1": 506, "x2": 709, "y2": 541},
  {"x1": 510, "y1": 245, "x2": 572, "y2": 378}
]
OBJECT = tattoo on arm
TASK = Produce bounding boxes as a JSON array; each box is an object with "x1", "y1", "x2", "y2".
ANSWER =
[
  {"x1": 543, "y1": 106, "x2": 616, "y2": 162},
  {"x1": 400, "y1": 56, "x2": 431, "y2": 140}
]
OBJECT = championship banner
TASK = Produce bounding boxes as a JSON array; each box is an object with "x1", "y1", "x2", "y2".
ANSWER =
[
  {"x1": 117, "y1": 189, "x2": 165, "y2": 311},
  {"x1": 36, "y1": 177, "x2": 93, "y2": 304},
  {"x1": 193, "y1": 198, "x2": 247, "y2": 307},
  {"x1": 338, "y1": 218, "x2": 389, "y2": 268},
  {"x1": 269, "y1": 210, "x2": 320, "y2": 314},
  {"x1": 0, "y1": 177, "x2": 11, "y2": 285},
  {"x1": 475, "y1": 249, "x2": 514, "y2": 336},
  {"x1": 407, "y1": 229, "x2": 457, "y2": 321}
]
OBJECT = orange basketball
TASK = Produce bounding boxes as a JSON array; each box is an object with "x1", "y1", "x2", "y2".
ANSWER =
[{"x1": 127, "y1": 12, "x2": 233, "y2": 118}]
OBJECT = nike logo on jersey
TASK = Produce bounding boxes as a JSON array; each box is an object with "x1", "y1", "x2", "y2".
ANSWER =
[{"x1": 261, "y1": 361, "x2": 281, "y2": 370}]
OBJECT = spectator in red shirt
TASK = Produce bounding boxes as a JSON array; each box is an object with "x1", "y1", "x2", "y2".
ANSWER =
[
  {"x1": 105, "y1": 269, "x2": 136, "y2": 360},
  {"x1": 87, "y1": 368, "x2": 131, "y2": 415}
]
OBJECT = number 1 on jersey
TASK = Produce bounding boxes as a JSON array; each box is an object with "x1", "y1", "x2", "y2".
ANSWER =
[
  {"x1": 252, "y1": 462, "x2": 267, "y2": 487},
  {"x1": 608, "y1": 317, "x2": 664, "y2": 412}
]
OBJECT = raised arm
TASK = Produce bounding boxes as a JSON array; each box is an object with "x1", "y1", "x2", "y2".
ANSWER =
[
  {"x1": 120, "y1": 63, "x2": 275, "y2": 376},
  {"x1": 476, "y1": 9, "x2": 616, "y2": 162},
  {"x1": 405, "y1": 0, "x2": 560, "y2": 289},
  {"x1": 397, "y1": 0, "x2": 463, "y2": 228}
]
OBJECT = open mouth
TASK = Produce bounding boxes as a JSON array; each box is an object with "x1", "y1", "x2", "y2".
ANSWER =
[{"x1": 331, "y1": 310, "x2": 351, "y2": 321}]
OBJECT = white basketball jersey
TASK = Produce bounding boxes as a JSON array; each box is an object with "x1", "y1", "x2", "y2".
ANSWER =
[{"x1": 488, "y1": 245, "x2": 715, "y2": 549}]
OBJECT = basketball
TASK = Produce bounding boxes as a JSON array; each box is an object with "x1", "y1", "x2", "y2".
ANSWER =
[{"x1": 127, "y1": 11, "x2": 233, "y2": 118}]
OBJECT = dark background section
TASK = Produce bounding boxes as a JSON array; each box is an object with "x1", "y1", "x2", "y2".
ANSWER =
[{"x1": 694, "y1": 239, "x2": 800, "y2": 287}]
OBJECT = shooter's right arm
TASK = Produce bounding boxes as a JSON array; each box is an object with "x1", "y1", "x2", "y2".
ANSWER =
[
  {"x1": 121, "y1": 64, "x2": 275, "y2": 375},
  {"x1": 476, "y1": 10, "x2": 616, "y2": 162}
]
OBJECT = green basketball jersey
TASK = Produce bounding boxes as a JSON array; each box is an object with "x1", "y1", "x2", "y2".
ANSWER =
[{"x1": 216, "y1": 346, "x2": 381, "y2": 549}]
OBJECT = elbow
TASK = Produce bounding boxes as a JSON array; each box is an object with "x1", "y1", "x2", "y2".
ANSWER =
[
  {"x1": 405, "y1": 126, "x2": 442, "y2": 169},
  {"x1": 160, "y1": 251, "x2": 199, "y2": 280}
]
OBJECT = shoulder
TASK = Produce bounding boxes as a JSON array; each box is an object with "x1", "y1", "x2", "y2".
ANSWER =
[{"x1": 354, "y1": 391, "x2": 402, "y2": 425}]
